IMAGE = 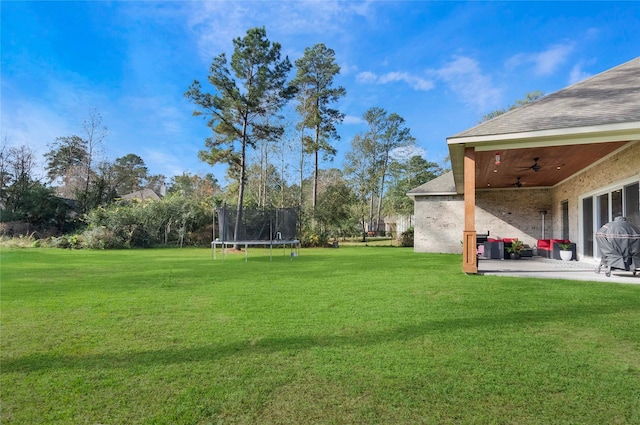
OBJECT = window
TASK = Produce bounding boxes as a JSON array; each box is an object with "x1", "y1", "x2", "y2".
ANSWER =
[
  {"x1": 582, "y1": 197, "x2": 594, "y2": 257},
  {"x1": 582, "y1": 180, "x2": 640, "y2": 258},
  {"x1": 561, "y1": 200, "x2": 569, "y2": 240},
  {"x1": 624, "y1": 182, "x2": 640, "y2": 226}
]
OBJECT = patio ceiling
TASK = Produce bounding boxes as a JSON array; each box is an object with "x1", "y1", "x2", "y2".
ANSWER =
[{"x1": 475, "y1": 141, "x2": 629, "y2": 189}]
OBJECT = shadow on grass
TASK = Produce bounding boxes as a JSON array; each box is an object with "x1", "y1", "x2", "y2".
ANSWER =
[{"x1": 3, "y1": 303, "x2": 634, "y2": 374}]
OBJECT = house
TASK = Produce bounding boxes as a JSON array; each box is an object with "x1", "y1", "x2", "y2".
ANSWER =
[
  {"x1": 409, "y1": 57, "x2": 640, "y2": 273},
  {"x1": 120, "y1": 188, "x2": 162, "y2": 201}
]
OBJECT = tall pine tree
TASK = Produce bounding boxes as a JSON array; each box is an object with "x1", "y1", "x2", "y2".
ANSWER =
[{"x1": 185, "y1": 27, "x2": 293, "y2": 245}]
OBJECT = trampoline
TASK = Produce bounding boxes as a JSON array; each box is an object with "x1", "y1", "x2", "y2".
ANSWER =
[{"x1": 212, "y1": 205, "x2": 300, "y2": 261}]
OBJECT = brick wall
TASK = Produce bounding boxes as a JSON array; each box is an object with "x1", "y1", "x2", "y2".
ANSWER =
[
  {"x1": 413, "y1": 195, "x2": 464, "y2": 253},
  {"x1": 551, "y1": 141, "x2": 640, "y2": 243},
  {"x1": 476, "y1": 188, "x2": 552, "y2": 247},
  {"x1": 413, "y1": 189, "x2": 551, "y2": 253},
  {"x1": 413, "y1": 141, "x2": 639, "y2": 254}
]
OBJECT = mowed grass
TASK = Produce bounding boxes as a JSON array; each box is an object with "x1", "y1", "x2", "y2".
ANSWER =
[{"x1": 1, "y1": 247, "x2": 639, "y2": 424}]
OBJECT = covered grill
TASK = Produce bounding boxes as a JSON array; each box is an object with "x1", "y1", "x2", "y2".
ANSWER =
[{"x1": 595, "y1": 216, "x2": 640, "y2": 277}]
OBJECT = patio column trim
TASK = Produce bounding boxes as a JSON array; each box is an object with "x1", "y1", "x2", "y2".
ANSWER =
[{"x1": 463, "y1": 146, "x2": 478, "y2": 274}]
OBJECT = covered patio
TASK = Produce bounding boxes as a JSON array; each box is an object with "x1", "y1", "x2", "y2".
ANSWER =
[
  {"x1": 445, "y1": 57, "x2": 640, "y2": 274},
  {"x1": 478, "y1": 256, "x2": 640, "y2": 284}
]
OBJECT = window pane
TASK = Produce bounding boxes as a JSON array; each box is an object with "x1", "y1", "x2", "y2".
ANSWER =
[
  {"x1": 598, "y1": 193, "x2": 609, "y2": 227},
  {"x1": 612, "y1": 189, "x2": 623, "y2": 219},
  {"x1": 625, "y1": 182, "x2": 640, "y2": 227},
  {"x1": 561, "y1": 200, "x2": 569, "y2": 240},
  {"x1": 583, "y1": 197, "x2": 593, "y2": 257}
]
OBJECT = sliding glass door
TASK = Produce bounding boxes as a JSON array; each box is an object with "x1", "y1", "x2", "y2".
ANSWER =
[
  {"x1": 582, "y1": 181, "x2": 640, "y2": 258},
  {"x1": 582, "y1": 197, "x2": 594, "y2": 257}
]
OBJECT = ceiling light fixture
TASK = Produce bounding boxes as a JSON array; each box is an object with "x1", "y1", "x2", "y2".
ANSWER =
[{"x1": 495, "y1": 153, "x2": 501, "y2": 165}]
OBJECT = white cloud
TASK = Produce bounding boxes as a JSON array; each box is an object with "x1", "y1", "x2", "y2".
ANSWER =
[
  {"x1": 569, "y1": 58, "x2": 596, "y2": 84},
  {"x1": 356, "y1": 71, "x2": 434, "y2": 92},
  {"x1": 185, "y1": 1, "x2": 376, "y2": 61},
  {"x1": 144, "y1": 150, "x2": 188, "y2": 178},
  {"x1": 568, "y1": 61, "x2": 593, "y2": 85},
  {"x1": 379, "y1": 72, "x2": 434, "y2": 91},
  {"x1": 506, "y1": 43, "x2": 574, "y2": 76},
  {"x1": 356, "y1": 71, "x2": 378, "y2": 84},
  {"x1": 433, "y1": 56, "x2": 502, "y2": 111},
  {"x1": 339, "y1": 62, "x2": 359, "y2": 76},
  {"x1": 390, "y1": 145, "x2": 427, "y2": 162},
  {"x1": 121, "y1": 96, "x2": 185, "y2": 136},
  {"x1": 0, "y1": 95, "x2": 83, "y2": 180},
  {"x1": 342, "y1": 115, "x2": 365, "y2": 125}
]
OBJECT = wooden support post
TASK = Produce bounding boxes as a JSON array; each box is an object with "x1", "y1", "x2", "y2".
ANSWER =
[{"x1": 463, "y1": 147, "x2": 478, "y2": 274}]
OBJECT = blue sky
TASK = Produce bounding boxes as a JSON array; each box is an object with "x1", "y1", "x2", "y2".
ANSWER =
[{"x1": 2, "y1": 1, "x2": 639, "y2": 185}]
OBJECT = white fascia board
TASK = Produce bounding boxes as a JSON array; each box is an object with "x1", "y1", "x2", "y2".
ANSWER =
[
  {"x1": 407, "y1": 191, "x2": 458, "y2": 198},
  {"x1": 447, "y1": 121, "x2": 640, "y2": 150}
]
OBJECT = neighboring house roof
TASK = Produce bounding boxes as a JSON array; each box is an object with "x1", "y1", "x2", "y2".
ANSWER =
[
  {"x1": 121, "y1": 188, "x2": 161, "y2": 201},
  {"x1": 407, "y1": 171, "x2": 457, "y2": 197},
  {"x1": 450, "y1": 56, "x2": 640, "y2": 140}
]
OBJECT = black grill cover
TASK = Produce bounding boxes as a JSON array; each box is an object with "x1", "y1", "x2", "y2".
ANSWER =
[{"x1": 595, "y1": 216, "x2": 640, "y2": 271}]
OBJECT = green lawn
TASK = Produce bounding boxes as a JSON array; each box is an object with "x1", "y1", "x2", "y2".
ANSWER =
[{"x1": 1, "y1": 246, "x2": 639, "y2": 424}]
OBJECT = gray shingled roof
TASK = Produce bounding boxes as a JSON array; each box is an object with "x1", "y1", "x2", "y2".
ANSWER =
[
  {"x1": 407, "y1": 171, "x2": 456, "y2": 196},
  {"x1": 121, "y1": 188, "x2": 161, "y2": 201},
  {"x1": 450, "y1": 56, "x2": 640, "y2": 139}
]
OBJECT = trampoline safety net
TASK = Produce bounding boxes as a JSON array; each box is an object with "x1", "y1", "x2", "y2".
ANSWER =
[{"x1": 216, "y1": 205, "x2": 298, "y2": 242}]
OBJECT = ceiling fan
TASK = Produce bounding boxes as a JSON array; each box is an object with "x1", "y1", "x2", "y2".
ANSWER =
[
  {"x1": 514, "y1": 177, "x2": 523, "y2": 188},
  {"x1": 518, "y1": 157, "x2": 541, "y2": 172}
]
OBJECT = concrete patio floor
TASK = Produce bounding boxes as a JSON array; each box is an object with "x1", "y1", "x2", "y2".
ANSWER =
[{"x1": 478, "y1": 256, "x2": 640, "y2": 285}]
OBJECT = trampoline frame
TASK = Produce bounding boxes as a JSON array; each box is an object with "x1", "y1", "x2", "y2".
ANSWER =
[
  {"x1": 211, "y1": 239, "x2": 300, "y2": 262},
  {"x1": 211, "y1": 204, "x2": 300, "y2": 262}
]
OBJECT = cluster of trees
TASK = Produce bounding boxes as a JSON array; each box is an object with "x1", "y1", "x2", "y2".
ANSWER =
[
  {"x1": 184, "y1": 27, "x2": 444, "y2": 243},
  {"x1": 1, "y1": 26, "x2": 447, "y2": 247},
  {"x1": 0, "y1": 111, "x2": 221, "y2": 245}
]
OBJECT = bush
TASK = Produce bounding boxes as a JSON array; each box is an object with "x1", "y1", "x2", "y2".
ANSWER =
[
  {"x1": 301, "y1": 232, "x2": 329, "y2": 248},
  {"x1": 82, "y1": 194, "x2": 212, "y2": 248},
  {"x1": 400, "y1": 227, "x2": 414, "y2": 247},
  {"x1": 50, "y1": 236, "x2": 72, "y2": 249},
  {"x1": 0, "y1": 234, "x2": 37, "y2": 248},
  {"x1": 82, "y1": 227, "x2": 115, "y2": 249}
]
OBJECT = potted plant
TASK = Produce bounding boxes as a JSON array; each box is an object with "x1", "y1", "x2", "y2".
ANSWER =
[
  {"x1": 558, "y1": 243, "x2": 573, "y2": 261},
  {"x1": 506, "y1": 240, "x2": 524, "y2": 259}
]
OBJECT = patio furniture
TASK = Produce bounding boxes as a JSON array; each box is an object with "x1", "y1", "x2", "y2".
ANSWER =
[
  {"x1": 537, "y1": 239, "x2": 575, "y2": 260},
  {"x1": 483, "y1": 239, "x2": 505, "y2": 259},
  {"x1": 483, "y1": 238, "x2": 533, "y2": 259}
]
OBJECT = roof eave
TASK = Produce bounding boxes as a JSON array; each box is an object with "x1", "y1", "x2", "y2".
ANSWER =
[
  {"x1": 407, "y1": 191, "x2": 458, "y2": 198},
  {"x1": 447, "y1": 121, "x2": 640, "y2": 193}
]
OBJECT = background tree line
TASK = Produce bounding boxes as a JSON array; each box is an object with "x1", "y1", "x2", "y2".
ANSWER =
[{"x1": 1, "y1": 27, "x2": 450, "y2": 248}]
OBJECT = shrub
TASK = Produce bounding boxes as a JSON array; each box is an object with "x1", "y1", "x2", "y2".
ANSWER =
[
  {"x1": 82, "y1": 227, "x2": 114, "y2": 249},
  {"x1": 0, "y1": 234, "x2": 37, "y2": 248},
  {"x1": 400, "y1": 227, "x2": 414, "y2": 247},
  {"x1": 301, "y1": 232, "x2": 329, "y2": 248}
]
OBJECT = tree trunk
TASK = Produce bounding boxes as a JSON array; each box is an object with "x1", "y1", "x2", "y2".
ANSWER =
[
  {"x1": 376, "y1": 172, "x2": 386, "y2": 234},
  {"x1": 313, "y1": 149, "x2": 318, "y2": 210},
  {"x1": 299, "y1": 129, "x2": 305, "y2": 209},
  {"x1": 234, "y1": 119, "x2": 248, "y2": 250},
  {"x1": 368, "y1": 194, "x2": 374, "y2": 236},
  {"x1": 312, "y1": 124, "x2": 320, "y2": 210}
]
